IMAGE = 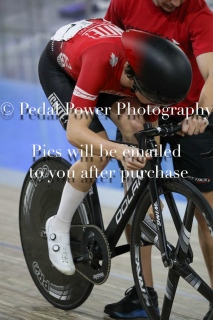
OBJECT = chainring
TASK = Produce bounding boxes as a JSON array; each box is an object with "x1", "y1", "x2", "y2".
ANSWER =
[{"x1": 71, "y1": 225, "x2": 111, "y2": 285}]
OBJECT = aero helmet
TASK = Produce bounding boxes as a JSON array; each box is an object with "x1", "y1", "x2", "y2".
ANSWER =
[{"x1": 121, "y1": 30, "x2": 192, "y2": 105}]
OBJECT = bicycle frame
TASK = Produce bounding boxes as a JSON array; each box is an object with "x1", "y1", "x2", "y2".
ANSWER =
[{"x1": 89, "y1": 126, "x2": 175, "y2": 265}]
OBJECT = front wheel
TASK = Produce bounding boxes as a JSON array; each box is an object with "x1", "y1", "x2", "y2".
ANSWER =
[
  {"x1": 19, "y1": 156, "x2": 95, "y2": 310},
  {"x1": 131, "y1": 178, "x2": 213, "y2": 320}
]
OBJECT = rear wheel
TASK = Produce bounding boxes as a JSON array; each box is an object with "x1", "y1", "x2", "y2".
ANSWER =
[
  {"x1": 19, "y1": 156, "x2": 94, "y2": 309},
  {"x1": 131, "y1": 178, "x2": 213, "y2": 320}
]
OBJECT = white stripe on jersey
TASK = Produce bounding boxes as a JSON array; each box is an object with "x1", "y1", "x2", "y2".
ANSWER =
[{"x1": 73, "y1": 86, "x2": 97, "y2": 101}]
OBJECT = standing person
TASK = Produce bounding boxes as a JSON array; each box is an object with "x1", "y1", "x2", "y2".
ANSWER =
[
  {"x1": 38, "y1": 18, "x2": 191, "y2": 276},
  {"x1": 104, "y1": 0, "x2": 213, "y2": 319}
]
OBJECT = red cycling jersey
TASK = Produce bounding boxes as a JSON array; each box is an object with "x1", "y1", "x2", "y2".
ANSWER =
[
  {"x1": 50, "y1": 18, "x2": 135, "y2": 111},
  {"x1": 105, "y1": 0, "x2": 213, "y2": 117}
]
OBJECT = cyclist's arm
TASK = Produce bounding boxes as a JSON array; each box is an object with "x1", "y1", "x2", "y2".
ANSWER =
[
  {"x1": 181, "y1": 52, "x2": 213, "y2": 135},
  {"x1": 67, "y1": 111, "x2": 149, "y2": 170},
  {"x1": 196, "y1": 52, "x2": 213, "y2": 117}
]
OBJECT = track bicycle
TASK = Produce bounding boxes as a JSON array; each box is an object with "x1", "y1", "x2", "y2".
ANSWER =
[{"x1": 19, "y1": 122, "x2": 213, "y2": 319}]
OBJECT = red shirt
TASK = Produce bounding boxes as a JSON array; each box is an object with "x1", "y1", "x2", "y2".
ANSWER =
[
  {"x1": 105, "y1": 0, "x2": 213, "y2": 117},
  {"x1": 51, "y1": 18, "x2": 134, "y2": 111}
]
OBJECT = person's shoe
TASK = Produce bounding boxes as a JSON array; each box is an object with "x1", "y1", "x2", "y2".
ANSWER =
[
  {"x1": 203, "y1": 303, "x2": 213, "y2": 320},
  {"x1": 104, "y1": 286, "x2": 159, "y2": 319},
  {"x1": 45, "y1": 216, "x2": 75, "y2": 275}
]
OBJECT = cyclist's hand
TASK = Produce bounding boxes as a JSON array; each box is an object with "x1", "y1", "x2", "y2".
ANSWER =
[
  {"x1": 181, "y1": 115, "x2": 209, "y2": 136},
  {"x1": 117, "y1": 145, "x2": 151, "y2": 170}
]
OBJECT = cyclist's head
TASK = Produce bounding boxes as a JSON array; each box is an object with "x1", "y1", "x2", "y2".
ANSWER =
[{"x1": 121, "y1": 29, "x2": 192, "y2": 105}]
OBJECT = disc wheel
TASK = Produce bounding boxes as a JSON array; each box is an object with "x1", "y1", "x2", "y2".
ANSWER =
[{"x1": 19, "y1": 156, "x2": 95, "y2": 309}]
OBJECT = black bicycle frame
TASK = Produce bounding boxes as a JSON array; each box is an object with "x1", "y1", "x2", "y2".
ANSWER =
[
  {"x1": 105, "y1": 174, "x2": 149, "y2": 252},
  {"x1": 89, "y1": 139, "x2": 170, "y2": 265}
]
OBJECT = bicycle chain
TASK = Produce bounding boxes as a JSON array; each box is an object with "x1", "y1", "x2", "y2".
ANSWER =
[{"x1": 71, "y1": 224, "x2": 111, "y2": 285}]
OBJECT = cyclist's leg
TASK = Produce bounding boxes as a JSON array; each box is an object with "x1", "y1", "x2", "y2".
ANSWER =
[
  {"x1": 45, "y1": 134, "x2": 110, "y2": 274},
  {"x1": 125, "y1": 223, "x2": 153, "y2": 285},
  {"x1": 38, "y1": 44, "x2": 111, "y2": 275}
]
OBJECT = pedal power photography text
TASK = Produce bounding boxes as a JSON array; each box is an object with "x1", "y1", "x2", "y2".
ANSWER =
[{"x1": 2, "y1": 100, "x2": 212, "y2": 121}]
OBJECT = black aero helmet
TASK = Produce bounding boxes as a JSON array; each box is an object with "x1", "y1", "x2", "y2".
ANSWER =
[{"x1": 121, "y1": 29, "x2": 192, "y2": 105}]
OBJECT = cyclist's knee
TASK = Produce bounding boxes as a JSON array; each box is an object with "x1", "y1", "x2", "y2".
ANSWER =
[
  {"x1": 120, "y1": 119, "x2": 144, "y2": 143},
  {"x1": 110, "y1": 97, "x2": 145, "y2": 143}
]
